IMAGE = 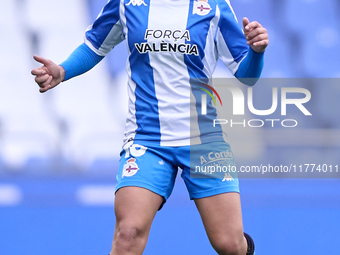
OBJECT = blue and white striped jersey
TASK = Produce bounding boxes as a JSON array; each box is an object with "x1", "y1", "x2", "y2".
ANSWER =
[{"x1": 84, "y1": 0, "x2": 248, "y2": 146}]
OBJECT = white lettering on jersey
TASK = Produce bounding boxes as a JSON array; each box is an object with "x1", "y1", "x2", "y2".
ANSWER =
[
  {"x1": 135, "y1": 29, "x2": 199, "y2": 56},
  {"x1": 134, "y1": 42, "x2": 199, "y2": 56},
  {"x1": 144, "y1": 29, "x2": 191, "y2": 42}
]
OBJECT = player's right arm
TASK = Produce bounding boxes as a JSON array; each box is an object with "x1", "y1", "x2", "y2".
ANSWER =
[
  {"x1": 31, "y1": 0, "x2": 124, "y2": 93},
  {"x1": 31, "y1": 43, "x2": 104, "y2": 93},
  {"x1": 31, "y1": 55, "x2": 65, "y2": 93}
]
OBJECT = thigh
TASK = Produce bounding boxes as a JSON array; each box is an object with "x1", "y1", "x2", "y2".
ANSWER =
[
  {"x1": 111, "y1": 187, "x2": 164, "y2": 254},
  {"x1": 194, "y1": 192, "x2": 244, "y2": 249},
  {"x1": 114, "y1": 186, "x2": 163, "y2": 228}
]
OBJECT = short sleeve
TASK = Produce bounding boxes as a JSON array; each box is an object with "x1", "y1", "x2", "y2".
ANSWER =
[
  {"x1": 85, "y1": 0, "x2": 125, "y2": 57},
  {"x1": 215, "y1": 0, "x2": 248, "y2": 75}
]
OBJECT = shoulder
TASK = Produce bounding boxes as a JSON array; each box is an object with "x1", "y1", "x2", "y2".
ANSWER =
[
  {"x1": 102, "y1": 0, "x2": 121, "y2": 13},
  {"x1": 213, "y1": 0, "x2": 238, "y2": 23},
  {"x1": 213, "y1": 0, "x2": 232, "y2": 8},
  {"x1": 213, "y1": 0, "x2": 235, "y2": 14}
]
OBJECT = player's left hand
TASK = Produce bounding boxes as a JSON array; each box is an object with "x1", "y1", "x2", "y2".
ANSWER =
[{"x1": 243, "y1": 17, "x2": 269, "y2": 53}]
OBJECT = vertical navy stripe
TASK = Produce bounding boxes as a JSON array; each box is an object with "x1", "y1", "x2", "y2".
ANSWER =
[
  {"x1": 216, "y1": 0, "x2": 248, "y2": 63},
  {"x1": 125, "y1": 0, "x2": 161, "y2": 143},
  {"x1": 185, "y1": 0, "x2": 223, "y2": 143},
  {"x1": 185, "y1": 0, "x2": 215, "y2": 79}
]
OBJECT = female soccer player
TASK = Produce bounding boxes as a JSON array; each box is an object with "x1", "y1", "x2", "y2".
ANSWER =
[{"x1": 31, "y1": 0, "x2": 268, "y2": 254}]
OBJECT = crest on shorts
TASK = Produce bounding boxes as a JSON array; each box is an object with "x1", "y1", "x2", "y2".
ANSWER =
[
  {"x1": 122, "y1": 158, "x2": 139, "y2": 177},
  {"x1": 222, "y1": 173, "x2": 234, "y2": 182},
  {"x1": 193, "y1": 0, "x2": 212, "y2": 16}
]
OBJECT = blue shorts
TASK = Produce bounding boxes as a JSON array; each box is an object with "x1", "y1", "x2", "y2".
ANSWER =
[{"x1": 115, "y1": 141, "x2": 239, "y2": 206}]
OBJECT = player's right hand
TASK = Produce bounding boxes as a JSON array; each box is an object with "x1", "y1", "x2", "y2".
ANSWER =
[{"x1": 31, "y1": 55, "x2": 65, "y2": 93}]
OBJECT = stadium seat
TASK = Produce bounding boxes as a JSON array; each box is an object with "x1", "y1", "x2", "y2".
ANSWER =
[
  {"x1": 313, "y1": 79, "x2": 340, "y2": 128},
  {"x1": 283, "y1": 0, "x2": 340, "y2": 77},
  {"x1": 302, "y1": 28, "x2": 340, "y2": 77},
  {"x1": 86, "y1": 0, "x2": 128, "y2": 78},
  {"x1": 0, "y1": 0, "x2": 59, "y2": 171},
  {"x1": 24, "y1": 0, "x2": 127, "y2": 172},
  {"x1": 231, "y1": 0, "x2": 273, "y2": 29},
  {"x1": 261, "y1": 29, "x2": 293, "y2": 77},
  {"x1": 0, "y1": 0, "x2": 127, "y2": 172},
  {"x1": 285, "y1": 0, "x2": 338, "y2": 33},
  {"x1": 285, "y1": 0, "x2": 340, "y2": 76},
  {"x1": 87, "y1": 157, "x2": 120, "y2": 175},
  {"x1": 1, "y1": 0, "x2": 339, "y2": 175},
  {"x1": 230, "y1": 0, "x2": 294, "y2": 77},
  {"x1": 49, "y1": 62, "x2": 127, "y2": 171},
  {"x1": 0, "y1": 155, "x2": 7, "y2": 173}
]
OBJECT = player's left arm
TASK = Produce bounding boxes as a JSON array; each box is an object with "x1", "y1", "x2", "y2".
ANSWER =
[
  {"x1": 215, "y1": 0, "x2": 268, "y2": 85},
  {"x1": 234, "y1": 18, "x2": 269, "y2": 85}
]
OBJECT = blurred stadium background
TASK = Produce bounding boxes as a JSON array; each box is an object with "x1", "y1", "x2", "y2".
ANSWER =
[{"x1": 0, "y1": 0, "x2": 339, "y2": 254}]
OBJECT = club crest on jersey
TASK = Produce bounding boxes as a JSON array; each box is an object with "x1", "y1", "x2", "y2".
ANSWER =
[
  {"x1": 193, "y1": 0, "x2": 212, "y2": 16},
  {"x1": 126, "y1": 0, "x2": 147, "y2": 6},
  {"x1": 122, "y1": 158, "x2": 139, "y2": 177}
]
